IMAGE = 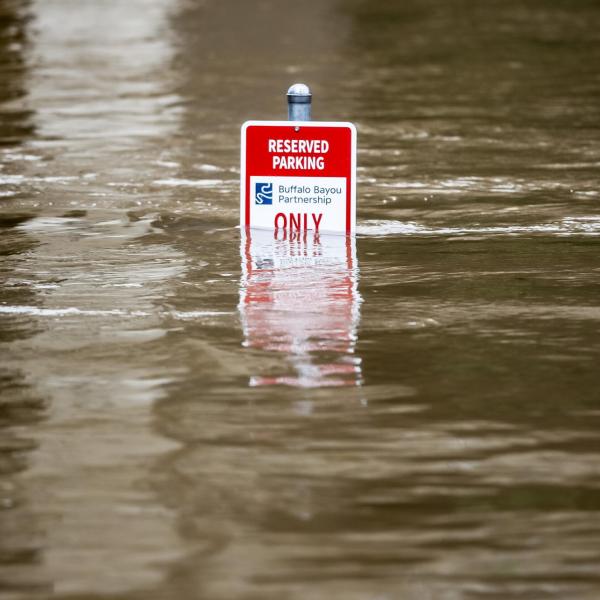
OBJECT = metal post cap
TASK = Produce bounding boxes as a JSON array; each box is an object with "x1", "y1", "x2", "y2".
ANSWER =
[{"x1": 287, "y1": 83, "x2": 312, "y2": 104}]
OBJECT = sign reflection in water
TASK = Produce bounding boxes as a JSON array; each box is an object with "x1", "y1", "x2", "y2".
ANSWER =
[{"x1": 239, "y1": 229, "x2": 362, "y2": 388}]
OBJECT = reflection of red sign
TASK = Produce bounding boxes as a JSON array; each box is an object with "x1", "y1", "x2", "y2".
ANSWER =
[
  {"x1": 239, "y1": 230, "x2": 362, "y2": 388},
  {"x1": 241, "y1": 121, "x2": 356, "y2": 235}
]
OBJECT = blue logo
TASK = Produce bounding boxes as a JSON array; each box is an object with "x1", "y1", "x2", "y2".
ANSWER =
[{"x1": 255, "y1": 182, "x2": 273, "y2": 205}]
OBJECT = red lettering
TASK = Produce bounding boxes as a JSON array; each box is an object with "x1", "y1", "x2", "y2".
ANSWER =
[
  {"x1": 290, "y1": 213, "x2": 301, "y2": 231},
  {"x1": 274, "y1": 213, "x2": 287, "y2": 229},
  {"x1": 275, "y1": 213, "x2": 323, "y2": 232},
  {"x1": 312, "y1": 213, "x2": 323, "y2": 232}
]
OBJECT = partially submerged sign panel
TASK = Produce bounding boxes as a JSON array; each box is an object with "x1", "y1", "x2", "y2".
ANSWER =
[{"x1": 241, "y1": 121, "x2": 356, "y2": 235}]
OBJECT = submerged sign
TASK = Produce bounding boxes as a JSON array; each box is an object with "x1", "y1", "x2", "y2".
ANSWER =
[{"x1": 241, "y1": 121, "x2": 356, "y2": 235}]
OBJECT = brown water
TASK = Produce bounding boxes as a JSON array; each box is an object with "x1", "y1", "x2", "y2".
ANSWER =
[{"x1": 1, "y1": 0, "x2": 600, "y2": 598}]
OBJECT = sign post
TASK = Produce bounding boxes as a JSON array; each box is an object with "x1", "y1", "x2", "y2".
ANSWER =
[{"x1": 240, "y1": 85, "x2": 356, "y2": 236}]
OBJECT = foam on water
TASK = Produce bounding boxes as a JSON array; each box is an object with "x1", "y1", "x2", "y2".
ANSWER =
[{"x1": 357, "y1": 216, "x2": 600, "y2": 237}]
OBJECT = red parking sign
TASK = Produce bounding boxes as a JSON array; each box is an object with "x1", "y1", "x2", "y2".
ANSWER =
[{"x1": 241, "y1": 121, "x2": 356, "y2": 235}]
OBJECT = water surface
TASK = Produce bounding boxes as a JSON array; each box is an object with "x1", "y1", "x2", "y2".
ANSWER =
[{"x1": 1, "y1": 0, "x2": 600, "y2": 598}]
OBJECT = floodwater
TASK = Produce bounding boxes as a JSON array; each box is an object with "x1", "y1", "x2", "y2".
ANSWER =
[{"x1": 1, "y1": 0, "x2": 599, "y2": 598}]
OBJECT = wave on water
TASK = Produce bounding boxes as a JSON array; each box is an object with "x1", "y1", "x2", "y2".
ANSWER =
[
  {"x1": 376, "y1": 177, "x2": 598, "y2": 196},
  {"x1": 0, "y1": 306, "x2": 233, "y2": 319},
  {"x1": 152, "y1": 178, "x2": 225, "y2": 188},
  {"x1": 357, "y1": 216, "x2": 600, "y2": 237}
]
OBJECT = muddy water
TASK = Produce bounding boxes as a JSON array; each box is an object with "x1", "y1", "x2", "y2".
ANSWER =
[{"x1": 1, "y1": 0, "x2": 600, "y2": 598}]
